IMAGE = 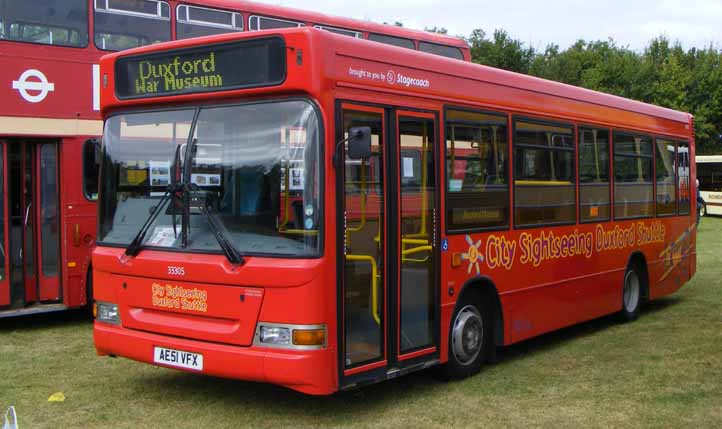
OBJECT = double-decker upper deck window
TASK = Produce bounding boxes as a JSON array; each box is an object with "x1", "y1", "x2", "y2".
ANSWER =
[
  {"x1": 94, "y1": 0, "x2": 170, "y2": 51},
  {"x1": 656, "y1": 138, "x2": 677, "y2": 216},
  {"x1": 514, "y1": 120, "x2": 575, "y2": 227},
  {"x1": 579, "y1": 127, "x2": 610, "y2": 222},
  {"x1": 419, "y1": 42, "x2": 463, "y2": 60},
  {"x1": 176, "y1": 5, "x2": 242, "y2": 40},
  {"x1": 314, "y1": 25, "x2": 361, "y2": 39},
  {"x1": 678, "y1": 141, "x2": 691, "y2": 215},
  {"x1": 613, "y1": 132, "x2": 653, "y2": 219},
  {"x1": 0, "y1": 0, "x2": 88, "y2": 47},
  {"x1": 368, "y1": 33, "x2": 415, "y2": 50},
  {"x1": 249, "y1": 15, "x2": 302, "y2": 31},
  {"x1": 445, "y1": 109, "x2": 508, "y2": 231}
]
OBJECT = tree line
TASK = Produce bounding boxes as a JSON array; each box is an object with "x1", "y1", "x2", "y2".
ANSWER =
[{"x1": 453, "y1": 29, "x2": 722, "y2": 154}]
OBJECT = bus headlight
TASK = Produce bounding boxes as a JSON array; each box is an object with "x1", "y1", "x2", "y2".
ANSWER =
[
  {"x1": 255, "y1": 323, "x2": 326, "y2": 349},
  {"x1": 96, "y1": 302, "x2": 121, "y2": 325},
  {"x1": 259, "y1": 326, "x2": 291, "y2": 345}
]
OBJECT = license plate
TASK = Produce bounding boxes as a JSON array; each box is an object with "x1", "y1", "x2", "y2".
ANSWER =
[{"x1": 153, "y1": 347, "x2": 203, "y2": 371}]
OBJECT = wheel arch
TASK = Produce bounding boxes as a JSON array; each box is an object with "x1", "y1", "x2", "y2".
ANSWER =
[
  {"x1": 456, "y1": 276, "x2": 504, "y2": 348},
  {"x1": 626, "y1": 251, "x2": 650, "y2": 302}
]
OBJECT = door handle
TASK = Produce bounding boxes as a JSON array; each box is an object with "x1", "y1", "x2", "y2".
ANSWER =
[{"x1": 23, "y1": 203, "x2": 32, "y2": 228}]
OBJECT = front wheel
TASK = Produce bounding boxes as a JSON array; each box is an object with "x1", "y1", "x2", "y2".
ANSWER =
[
  {"x1": 442, "y1": 298, "x2": 490, "y2": 380},
  {"x1": 619, "y1": 265, "x2": 642, "y2": 322}
]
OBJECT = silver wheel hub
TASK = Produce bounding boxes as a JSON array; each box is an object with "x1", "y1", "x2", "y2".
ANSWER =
[
  {"x1": 452, "y1": 305, "x2": 483, "y2": 366},
  {"x1": 623, "y1": 270, "x2": 640, "y2": 313}
]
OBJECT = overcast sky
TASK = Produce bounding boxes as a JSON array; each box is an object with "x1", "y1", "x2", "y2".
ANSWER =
[{"x1": 255, "y1": 0, "x2": 722, "y2": 51}]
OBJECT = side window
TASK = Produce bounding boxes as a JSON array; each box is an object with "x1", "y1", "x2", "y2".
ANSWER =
[
  {"x1": 445, "y1": 109, "x2": 508, "y2": 231},
  {"x1": 579, "y1": 127, "x2": 610, "y2": 222},
  {"x1": 656, "y1": 138, "x2": 677, "y2": 216},
  {"x1": 368, "y1": 33, "x2": 415, "y2": 50},
  {"x1": 176, "y1": 5, "x2": 242, "y2": 40},
  {"x1": 83, "y1": 140, "x2": 100, "y2": 201},
  {"x1": 419, "y1": 42, "x2": 463, "y2": 60},
  {"x1": 677, "y1": 141, "x2": 691, "y2": 215},
  {"x1": 248, "y1": 15, "x2": 302, "y2": 31},
  {"x1": 314, "y1": 25, "x2": 361, "y2": 38},
  {"x1": 514, "y1": 119, "x2": 575, "y2": 227},
  {"x1": 613, "y1": 132, "x2": 653, "y2": 219},
  {"x1": 0, "y1": 0, "x2": 88, "y2": 47},
  {"x1": 94, "y1": 0, "x2": 171, "y2": 51}
]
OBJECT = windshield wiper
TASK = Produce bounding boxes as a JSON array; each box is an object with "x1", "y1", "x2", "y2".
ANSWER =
[
  {"x1": 125, "y1": 143, "x2": 184, "y2": 258},
  {"x1": 194, "y1": 190, "x2": 244, "y2": 265},
  {"x1": 124, "y1": 187, "x2": 175, "y2": 257}
]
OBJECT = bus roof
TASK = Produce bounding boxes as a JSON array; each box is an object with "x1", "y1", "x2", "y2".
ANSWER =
[
  {"x1": 103, "y1": 28, "x2": 692, "y2": 130},
  {"x1": 185, "y1": 0, "x2": 469, "y2": 49}
]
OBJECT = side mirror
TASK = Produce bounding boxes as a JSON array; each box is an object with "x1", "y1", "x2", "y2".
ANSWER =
[{"x1": 347, "y1": 127, "x2": 372, "y2": 160}]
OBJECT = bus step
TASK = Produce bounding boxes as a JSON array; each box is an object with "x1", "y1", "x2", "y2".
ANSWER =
[{"x1": 0, "y1": 304, "x2": 68, "y2": 319}]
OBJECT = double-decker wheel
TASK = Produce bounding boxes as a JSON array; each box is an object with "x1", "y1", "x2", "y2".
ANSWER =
[
  {"x1": 620, "y1": 265, "x2": 642, "y2": 322},
  {"x1": 443, "y1": 297, "x2": 490, "y2": 379}
]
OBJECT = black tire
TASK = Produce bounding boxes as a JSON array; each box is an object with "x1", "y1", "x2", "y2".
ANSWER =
[
  {"x1": 86, "y1": 267, "x2": 94, "y2": 318},
  {"x1": 619, "y1": 264, "x2": 642, "y2": 322},
  {"x1": 700, "y1": 204, "x2": 707, "y2": 218},
  {"x1": 441, "y1": 295, "x2": 491, "y2": 380}
]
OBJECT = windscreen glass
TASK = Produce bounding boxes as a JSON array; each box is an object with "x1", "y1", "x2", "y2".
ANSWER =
[
  {"x1": 0, "y1": 0, "x2": 88, "y2": 47},
  {"x1": 99, "y1": 100, "x2": 322, "y2": 257}
]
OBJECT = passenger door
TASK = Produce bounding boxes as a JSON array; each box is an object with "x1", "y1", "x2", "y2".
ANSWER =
[
  {"x1": 3, "y1": 140, "x2": 61, "y2": 308},
  {"x1": 338, "y1": 104, "x2": 440, "y2": 387},
  {"x1": 0, "y1": 142, "x2": 8, "y2": 306}
]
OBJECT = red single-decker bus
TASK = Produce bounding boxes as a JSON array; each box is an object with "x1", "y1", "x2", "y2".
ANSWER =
[{"x1": 93, "y1": 28, "x2": 696, "y2": 394}]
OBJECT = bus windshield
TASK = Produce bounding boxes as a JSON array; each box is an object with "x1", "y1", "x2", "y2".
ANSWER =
[{"x1": 99, "y1": 100, "x2": 322, "y2": 258}]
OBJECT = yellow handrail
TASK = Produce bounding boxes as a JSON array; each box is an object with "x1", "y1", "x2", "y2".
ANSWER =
[
  {"x1": 402, "y1": 245, "x2": 432, "y2": 263},
  {"x1": 346, "y1": 159, "x2": 368, "y2": 248},
  {"x1": 346, "y1": 254, "x2": 380, "y2": 325}
]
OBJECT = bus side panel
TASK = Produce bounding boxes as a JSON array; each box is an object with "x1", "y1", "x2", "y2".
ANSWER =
[{"x1": 60, "y1": 137, "x2": 97, "y2": 307}]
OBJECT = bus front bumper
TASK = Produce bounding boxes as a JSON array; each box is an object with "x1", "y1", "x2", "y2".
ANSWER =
[{"x1": 94, "y1": 322, "x2": 336, "y2": 395}]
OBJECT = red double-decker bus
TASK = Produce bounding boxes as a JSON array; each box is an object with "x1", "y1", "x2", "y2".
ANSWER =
[
  {"x1": 0, "y1": 0, "x2": 468, "y2": 318},
  {"x1": 93, "y1": 28, "x2": 696, "y2": 394}
]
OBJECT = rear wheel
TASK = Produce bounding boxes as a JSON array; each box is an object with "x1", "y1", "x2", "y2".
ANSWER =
[
  {"x1": 620, "y1": 265, "x2": 642, "y2": 322},
  {"x1": 442, "y1": 296, "x2": 490, "y2": 380}
]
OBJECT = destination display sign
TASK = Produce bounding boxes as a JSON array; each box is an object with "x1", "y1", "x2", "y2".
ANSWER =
[{"x1": 115, "y1": 37, "x2": 286, "y2": 99}]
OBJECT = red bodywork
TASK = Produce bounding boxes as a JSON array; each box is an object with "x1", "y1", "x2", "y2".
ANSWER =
[
  {"x1": 94, "y1": 29, "x2": 696, "y2": 394},
  {"x1": 0, "y1": 0, "x2": 468, "y2": 317}
]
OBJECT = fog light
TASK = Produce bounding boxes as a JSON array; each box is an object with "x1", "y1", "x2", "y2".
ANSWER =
[
  {"x1": 96, "y1": 302, "x2": 120, "y2": 325},
  {"x1": 259, "y1": 326, "x2": 291, "y2": 345}
]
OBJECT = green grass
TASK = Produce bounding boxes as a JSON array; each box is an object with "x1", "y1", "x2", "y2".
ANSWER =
[{"x1": 2, "y1": 219, "x2": 722, "y2": 428}]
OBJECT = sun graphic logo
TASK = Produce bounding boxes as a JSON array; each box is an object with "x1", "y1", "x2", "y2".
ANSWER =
[{"x1": 462, "y1": 235, "x2": 484, "y2": 275}]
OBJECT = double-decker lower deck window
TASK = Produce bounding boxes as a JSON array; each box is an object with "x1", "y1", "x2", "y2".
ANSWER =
[
  {"x1": 514, "y1": 120, "x2": 575, "y2": 227},
  {"x1": 445, "y1": 109, "x2": 509, "y2": 231},
  {"x1": 94, "y1": 0, "x2": 170, "y2": 51},
  {"x1": 579, "y1": 127, "x2": 610, "y2": 222},
  {"x1": 0, "y1": 0, "x2": 88, "y2": 47},
  {"x1": 678, "y1": 141, "x2": 691, "y2": 215},
  {"x1": 176, "y1": 5, "x2": 242, "y2": 40},
  {"x1": 99, "y1": 100, "x2": 322, "y2": 257},
  {"x1": 83, "y1": 139, "x2": 100, "y2": 201},
  {"x1": 656, "y1": 138, "x2": 677, "y2": 216},
  {"x1": 613, "y1": 132, "x2": 653, "y2": 219}
]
